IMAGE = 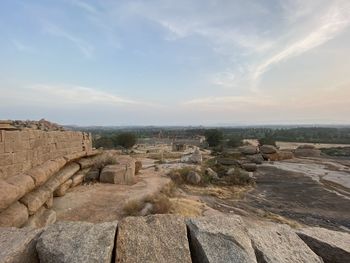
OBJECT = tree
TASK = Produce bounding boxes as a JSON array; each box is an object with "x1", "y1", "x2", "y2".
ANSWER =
[
  {"x1": 227, "y1": 136, "x2": 242, "y2": 148},
  {"x1": 114, "y1": 133, "x2": 137, "y2": 149},
  {"x1": 93, "y1": 137, "x2": 114, "y2": 149},
  {"x1": 258, "y1": 136, "x2": 276, "y2": 146},
  {"x1": 204, "y1": 129, "x2": 223, "y2": 147}
]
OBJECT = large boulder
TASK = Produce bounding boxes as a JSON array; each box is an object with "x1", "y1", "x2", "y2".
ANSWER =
[
  {"x1": 117, "y1": 215, "x2": 191, "y2": 263},
  {"x1": 71, "y1": 168, "x2": 90, "y2": 187},
  {"x1": 247, "y1": 222, "x2": 322, "y2": 263},
  {"x1": 296, "y1": 227, "x2": 350, "y2": 263},
  {"x1": 190, "y1": 148, "x2": 203, "y2": 164},
  {"x1": 0, "y1": 227, "x2": 43, "y2": 263},
  {"x1": 294, "y1": 146, "x2": 321, "y2": 157},
  {"x1": 36, "y1": 221, "x2": 117, "y2": 263},
  {"x1": 247, "y1": 154, "x2": 264, "y2": 164},
  {"x1": 100, "y1": 164, "x2": 135, "y2": 185},
  {"x1": 6, "y1": 174, "x2": 35, "y2": 199},
  {"x1": 241, "y1": 163, "x2": 257, "y2": 172},
  {"x1": 239, "y1": 146, "x2": 258, "y2": 155},
  {"x1": 186, "y1": 171, "x2": 201, "y2": 185},
  {"x1": 186, "y1": 215, "x2": 257, "y2": 263},
  {"x1": 0, "y1": 201, "x2": 28, "y2": 227},
  {"x1": 0, "y1": 180, "x2": 22, "y2": 212},
  {"x1": 260, "y1": 145, "x2": 277, "y2": 154}
]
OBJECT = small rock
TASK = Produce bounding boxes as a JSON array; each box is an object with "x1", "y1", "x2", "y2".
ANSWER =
[
  {"x1": 186, "y1": 171, "x2": 201, "y2": 185},
  {"x1": 241, "y1": 163, "x2": 257, "y2": 172}
]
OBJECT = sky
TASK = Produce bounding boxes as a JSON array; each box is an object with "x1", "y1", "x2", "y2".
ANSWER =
[{"x1": 1, "y1": 0, "x2": 350, "y2": 126}]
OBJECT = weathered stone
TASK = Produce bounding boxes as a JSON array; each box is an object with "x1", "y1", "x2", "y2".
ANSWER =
[
  {"x1": 296, "y1": 227, "x2": 350, "y2": 263},
  {"x1": 135, "y1": 160, "x2": 142, "y2": 174},
  {"x1": 44, "y1": 193, "x2": 53, "y2": 209},
  {"x1": 84, "y1": 168, "x2": 100, "y2": 182},
  {"x1": 6, "y1": 174, "x2": 35, "y2": 198},
  {"x1": 0, "y1": 227, "x2": 43, "y2": 263},
  {"x1": 247, "y1": 222, "x2": 322, "y2": 263},
  {"x1": 71, "y1": 168, "x2": 90, "y2": 187},
  {"x1": 26, "y1": 158, "x2": 66, "y2": 187},
  {"x1": 53, "y1": 179, "x2": 72, "y2": 197},
  {"x1": 36, "y1": 221, "x2": 117, "y2": 263},
  {"x1": 63, "y1": 151, "x2": 87, "y2": 162},
  {"x1": 187, "y1": 215, "x2": 257, "y2": 263},
  {"x1": 205, "y1": 168, "x2": 218, "y2": 179},
  {"x1": 260, "y1": 145, "x2": 278, "y2": 154},
  {"x1": 20, "y1": 187, "x2": 52, "y2": 215},
  {"x1": 247, "y1": 154, "x2": 264, "y2": 164},
  {"x1": 24, "y1": 206, "x2": 56, "y2": 228},
  {"x1": 278, "y1": 151, "x2": 294, "y2": 160},
  {"x1": 0, "y1": 201, "x2": 28, "y2": 227},
  {"x1": 239, "y1": 145, "x2": 258, "y2": 155},
  {"x1": 76, "y1": 157, "x2": 98, "y2": 169},
  {"x1": 242, "y1": 163, "x2": 257, "y2": 172},
  {"x1": 117, "y1": 215, "x2": 191, "y2": 263},
  {"x1": 190, "y1": 148, "x2": 203, "y2": 164},
  {"x1": 44, "y1": 163, "x2": 80, "y2": 192},
  {"x1": 186, "y1": 171, "x2": 201, "y2": 185},
  {"x1": 100, "y1": 164, "x2": 135, "y2": 185},
  {"x1": 0, "y1": 179, "x2": 20, "y2": 212}
]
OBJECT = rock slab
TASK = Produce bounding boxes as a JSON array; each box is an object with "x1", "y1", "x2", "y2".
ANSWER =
[
  {"x1": 0, "y1": 227, "x2": 43, "y2": 263},
  {"x1": 117, "y1": 215, "x2": 192, "y2": 263},
  {"x1": 36, "y1": 221, "x2": 117, "y2": 263},
  {"x1": 187, "y1": 215, "x2": 257, "y2": 263},
  {"x1": 296, "y1": 227, "x2": 350, "y2": 263}
]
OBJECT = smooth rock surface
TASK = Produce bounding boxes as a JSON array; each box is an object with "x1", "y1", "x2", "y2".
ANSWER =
[
  {"x1": 117, "y1": 215, "x2": 191, "y2": 263},
  {"x1": 247, "y1": 222, "x2": 323, "y2": 263},
  {"x1": 0, "y1": 227, "x2": 43, "y2": 263},
  {"x1": 187, "y1": 215, "x2": 257, "y2": 263},
  {"x1": 296, "y1": 227, "x2": 350, "y2": 263},
  {"x1": 36, "y1": 221, "x2": 117, "y2": 263}
]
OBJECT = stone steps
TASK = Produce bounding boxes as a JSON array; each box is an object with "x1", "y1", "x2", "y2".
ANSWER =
[{"x1": 1, "y1": 214, "x2": 349, "y2": 263}]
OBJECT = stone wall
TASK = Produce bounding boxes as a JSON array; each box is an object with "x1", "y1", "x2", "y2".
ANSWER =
[{"x1": 0, "y1": 129, "x2": 92, "y2": 180}]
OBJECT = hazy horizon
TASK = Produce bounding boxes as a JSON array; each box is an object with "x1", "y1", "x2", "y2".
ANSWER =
[{"x1": 1, "y1": 0, "x2": 350, "y2": 126}]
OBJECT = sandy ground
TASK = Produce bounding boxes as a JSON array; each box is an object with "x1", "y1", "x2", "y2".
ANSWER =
[{"x1": 53, "y1": 158, "x2": 171, "y2": 223}]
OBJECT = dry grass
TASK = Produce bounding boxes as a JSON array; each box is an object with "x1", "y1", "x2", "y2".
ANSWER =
[
  {"x1": 182, "y1": 185, "x2": 251, "y2": 200},
  {"x1": 262, "y1": 211, "x2": 302, "y2": 229},
  {"x1": 169, "y1": 198, "x2": 205, "y2": 217}
]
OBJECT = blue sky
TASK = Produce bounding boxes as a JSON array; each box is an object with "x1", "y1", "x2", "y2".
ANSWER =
[{"x1": 1, "y1": 0, "x2": 350, "y2": 125}]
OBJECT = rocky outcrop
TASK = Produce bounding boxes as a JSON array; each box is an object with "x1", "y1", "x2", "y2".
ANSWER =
[
  {"x1": 117, "y1": 215, "x2": 192, "y2": 263},
  {"x1": 187, "y1": 215, "x2": 257, "y2": 263},
  {"x1": 247, "y1": 223, "x2": 323, "y2": 263},
  {"x1": 36, "y1": 221, "x2": 117, "y2": 263},
  {"x1": 240, "y1": 146, "x2": 259, "y2": 155},
  {"x1": 0, "y1": 227, "x2": 43, "y2": 263},
  {"x1": 260, "y1": 145, "x2": 278, "y2": 154},
  {"x1": 296, "y1": 227, "x2": 350, "y2": 263}
]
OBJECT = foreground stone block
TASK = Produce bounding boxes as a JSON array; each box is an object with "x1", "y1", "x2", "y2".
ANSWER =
[
  {"x1": 100, "y1": 165, "x2": 134, "y2": 185},
  {"x1": 44, "y1": 163, "x2": 80, "y2": 192},
  {"x1": 247, "y1": 223, "x2": 322, "y2": 263},
  {"x1": 71, "y1": 168, "x2": 90, "y2": 187},
  {"x1": 36, "y1": 221, "x2": 117, "y2": 263},
  {"x1": 0, "y1": 201, "x2": 28, "y2": 227},
  {"x1": 117, "y1": 215, "x2": 191, "y2": 263},
  {"x1": 296, "y1": 227, "x2": 350, "y2": 263},
  {"x1": 0, "y1": 227, "x2": 43, "y2": 263},
  {"x1": 24, "y1": 206, "x2": 56, "y2": 228},
  {"x1": 186, "y1": 215, "x2": 257, "y2": 263}
]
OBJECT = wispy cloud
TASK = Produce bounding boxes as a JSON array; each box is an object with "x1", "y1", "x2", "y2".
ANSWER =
[
  {"x1": 252, "y1": 3, "x2": 350, "y2": 82},
  {"x1": 44, "y1": 23, "x2": 94, "y2": 58},
  {"x1": 12, "y1": 39, "x2": 35, "y2": 53}
]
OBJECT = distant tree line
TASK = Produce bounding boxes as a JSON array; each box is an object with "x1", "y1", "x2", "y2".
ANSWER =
[{"x1": 93, "y1": 132, "x2": 136, "y2": 149}]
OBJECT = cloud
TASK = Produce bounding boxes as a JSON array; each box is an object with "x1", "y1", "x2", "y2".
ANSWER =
[
  {"x1": 0, "y1": 84, "x2": 143, "y2": 107},
  {"x1": 252, "y1": 3, "x2": 350, "y2": 82},
  {"x1": 44, "y1": 24, "x2": 94, "y2": 58},
  {"x1": 12, "y1": 39, "x2": 35, "y2": 53}
]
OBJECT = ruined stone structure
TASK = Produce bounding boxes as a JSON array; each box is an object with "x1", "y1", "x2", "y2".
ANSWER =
[{"x1": 0, "y1": 123, "x2": 98, "y2": 228}]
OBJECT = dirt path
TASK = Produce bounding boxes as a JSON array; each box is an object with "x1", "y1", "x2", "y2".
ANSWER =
[{"x1": 53, "y1": 158, "x2": 170, "y2": 223}]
